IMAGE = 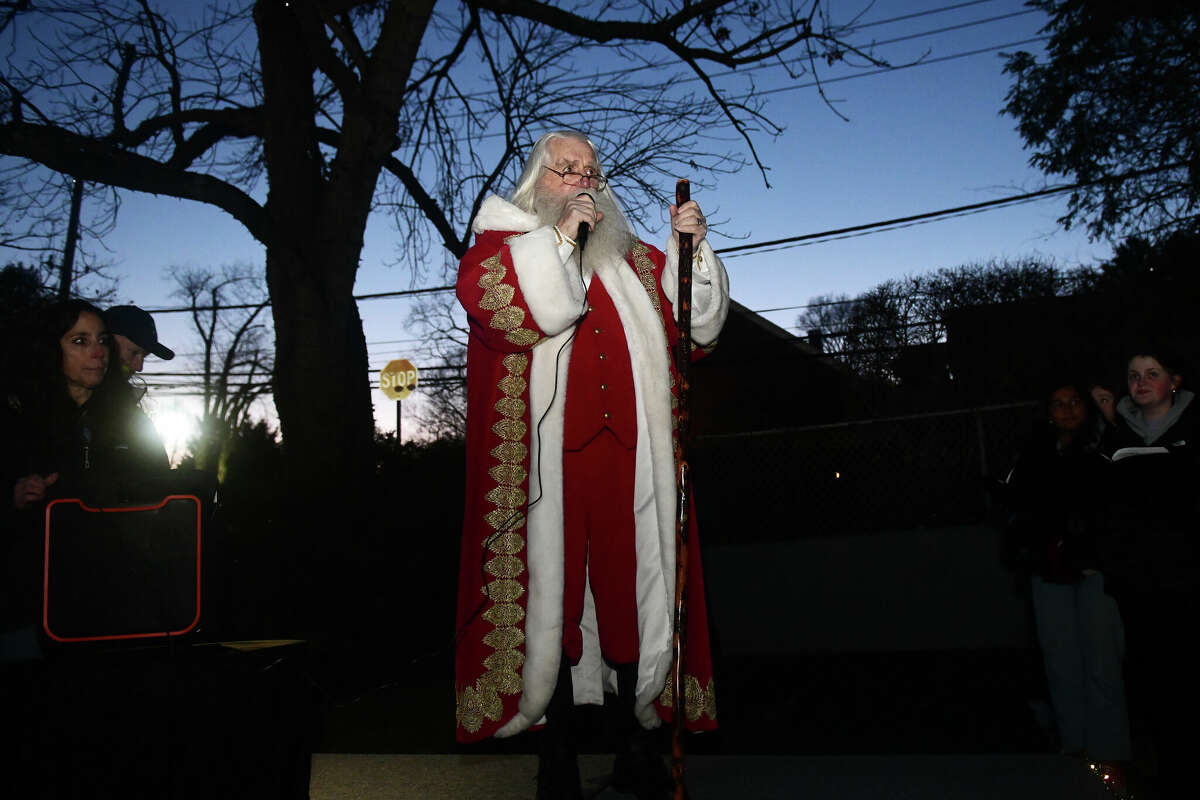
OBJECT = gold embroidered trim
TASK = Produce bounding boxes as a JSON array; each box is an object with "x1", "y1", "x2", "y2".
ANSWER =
[
  {"x1": 631, "y1": 242, "x2": 661, "y2": 314},
  {"x1": 483, "y1": 648, "x2": 525, "y2": 673},
  {"x1": 491, "y1": 419, "x2": 527, "y2": 442},
  {"x1": 629, "y1": 241, "x2": 679, "y2": 432},
  {"x1": 480, "y1": 284, "x2": 515, "y2": 311},
  {"x1": 482, "y1": 626, "x2": 525, "y2": 650},
  {"x1": 505, "y1": 328, "x2": 541, "y2": 347},
  {"x1": 482, "y1": 603, "x2": 525, "y2": 627},
  {"x1": 479, "y1": 255, "x2": 505, "y2": 288},
  {"x1": 553, "y1": 225, "x2": 577, "y2": 248},
  {"x1": 502, "y1": 353, "x2": 529, "y2": 373},
  {"x1": 490, "y1": 306, "x2": 525, "y2": 332},
  {"x1": 486, "y1": 485, "x2": 527, "y2": 509},
  {"x1": 490, "y1": 441, "x2": 527, "y2": 463},
  {"x1": 494, "y1": 397, "x2": 526, "y2": 419},
  {"x1": 487, "y1": 531, "x2": 525, "y2": 556},
  {"x1": 497, "y1": 375, "x2": 527, "y2": 397},
  {"x1": 457, "y1": 343, "x2": 534, "y2": 735},
  {"x1": 486, "y1": 665, "x2": 523, "y2": 696},
  {"x1": 658, "y1": 673, "x2": 718, "y2": 723},
  {"x1": 488, "y1": 463, "x2": 526, "y2": 487},
  {"x1": 485, "y1": 554, "x2": 525, "y2": 580},
  {"x1": 481, "y1": 578, "x2": 524, "y2": 603},
  {"x1": 457, "y1": 678, "x2": 504, "y2": 733},
  {"x1": 484, "y1": 508, "x2": 522, "y2": 531},
  {"x1": 475, "y1": 254, "x2": 541, "y2": 348}
]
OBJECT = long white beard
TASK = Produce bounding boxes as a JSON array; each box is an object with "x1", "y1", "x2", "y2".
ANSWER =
[{"x1": 533, "y1": 187, "x2": 636, "y2": 269}]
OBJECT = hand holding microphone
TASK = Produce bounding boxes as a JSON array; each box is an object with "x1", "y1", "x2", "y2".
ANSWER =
[{"x1": 557, "y1": 189, "x2": 602, "y2": 252}]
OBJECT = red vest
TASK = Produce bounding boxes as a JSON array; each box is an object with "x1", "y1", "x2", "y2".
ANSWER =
[{"x1": 563, "y1": 276, "x2": 637, "y2": 450}]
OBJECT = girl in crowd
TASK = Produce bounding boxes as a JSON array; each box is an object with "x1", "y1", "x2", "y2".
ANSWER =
[
  {"x1": 1094, "y1": 346, "x2": 1196, "y2": 451},
  {"x1": 1093, "y1": 345, "x2": 1197, "y2": 799},
  {"x1": 1006, "y1": 380, "x2": 1131, "y2": 771}
]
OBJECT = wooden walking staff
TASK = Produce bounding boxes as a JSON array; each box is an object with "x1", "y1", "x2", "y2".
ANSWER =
[{"x1": 670, "y1": 177, "x2": 693, "y2": 800}]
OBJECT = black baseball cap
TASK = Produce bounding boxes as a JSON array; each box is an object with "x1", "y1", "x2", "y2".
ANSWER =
[{"x1": 104, "y1": 305, "x2": 175, "y2": 360}]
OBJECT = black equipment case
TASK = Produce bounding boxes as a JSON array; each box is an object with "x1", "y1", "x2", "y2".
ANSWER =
[{"x1": 41, "y1": 473, "x2": 213, "y2": 643}]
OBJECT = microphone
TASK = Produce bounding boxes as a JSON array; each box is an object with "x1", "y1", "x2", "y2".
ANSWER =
[{"x1": 575, "y1": 189, "x2": 597, "y2": 252}]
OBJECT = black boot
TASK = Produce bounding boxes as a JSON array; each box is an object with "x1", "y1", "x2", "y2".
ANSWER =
[
  {"x1": 536, "y1": 653, "x2": 582, "y2": 800},
  {"x1": 611, "y1": 664, "x2": 672, "y2": 800}
]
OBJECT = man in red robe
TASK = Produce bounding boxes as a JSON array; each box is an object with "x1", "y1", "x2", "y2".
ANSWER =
[{"x1": 455, "y1": 130, "x2": 728, "y2": 799}]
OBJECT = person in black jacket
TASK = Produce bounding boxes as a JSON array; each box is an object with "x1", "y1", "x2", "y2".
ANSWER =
[
  {"x1": 1005, "y1": 381, "x2": 1131, "y2": 768},
  {"x1": 1092, "y1": 344, "x2": 1198, "y2": 799},
  {"x1": 2, "y1": 300, "x2": 168, "y2": 640}
]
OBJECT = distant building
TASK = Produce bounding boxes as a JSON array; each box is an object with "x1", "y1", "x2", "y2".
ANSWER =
[{"x1": 690, "y1": 300, "x2": 871, "y2": 435}]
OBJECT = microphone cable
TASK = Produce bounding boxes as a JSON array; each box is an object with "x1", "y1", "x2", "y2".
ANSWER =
[{"x1": 454, "y1": 220, "x2": 593, "y2": 646}]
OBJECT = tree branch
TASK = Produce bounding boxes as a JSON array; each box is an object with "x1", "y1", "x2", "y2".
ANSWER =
[
  {"x1": 382, "y1": 150, "x2": 468, "y2": 259},
  {"x1": 0, "y1": 121, "x2": 270, "y2": 242}
]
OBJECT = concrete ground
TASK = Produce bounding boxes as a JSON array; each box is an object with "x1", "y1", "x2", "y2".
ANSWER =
[
  {"x1": 1, "y1": 642, "x2": 1138, "y2": 799},
  {"x1": 307, "y1": 648, "x2": 1128, "y2": 799},
  {"x1": 309, "y1": 753, "x2": 1115, "y2": 799}
]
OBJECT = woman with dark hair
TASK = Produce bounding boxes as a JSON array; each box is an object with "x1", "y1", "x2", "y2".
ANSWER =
[
  {"x1": 1005, "y1": 380, "x2": 1131, "y2": 774},
  {"x1": 6, "y1": 299, "x2": 167, "y2": 498},
  {"x1": 2, "y1": 300, "x2": 168, "y2": 638},
  {"x1": 1093, "y1": 345, "x2": 1198, "y2": 798}
]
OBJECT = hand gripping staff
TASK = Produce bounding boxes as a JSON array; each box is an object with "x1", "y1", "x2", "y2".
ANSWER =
[{"x1": 670, "y1": 178, "x2": 693, "y2": 800}]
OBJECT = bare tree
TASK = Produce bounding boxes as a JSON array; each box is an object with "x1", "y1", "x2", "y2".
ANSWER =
[
  {"x1": 799, "y1": 258, "x2": 1085, "y2": 383},
  {"x1": 403, "y1": 286, "x2": 468, "y2": 441},
  {"x1": 1, "y1": 0, "x2": 886, "y2": 507},
  {"x1": 170, "y1": 263, "x2": 273, "y2": 476},
  {"x1": 796, "y1": 292, "x2": 853, "y2": 353}
]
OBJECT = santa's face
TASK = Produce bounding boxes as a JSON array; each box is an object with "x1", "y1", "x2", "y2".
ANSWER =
[{"x1": 537, "y1": 136, "x2": 601, "y2": 206}]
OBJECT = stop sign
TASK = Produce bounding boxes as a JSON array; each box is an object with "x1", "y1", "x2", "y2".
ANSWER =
[{"x1": 380, "y1": 358, "x2": 419, "y2": 400}]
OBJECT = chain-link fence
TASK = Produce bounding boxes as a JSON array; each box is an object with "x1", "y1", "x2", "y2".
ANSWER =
[{"x1": 691, "y1": 402, "x2": 1039, "y2": 544}]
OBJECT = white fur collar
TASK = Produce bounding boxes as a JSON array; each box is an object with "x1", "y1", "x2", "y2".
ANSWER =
[{"x1": 472, "y1": 194, "x2": 538, "y2": 235}]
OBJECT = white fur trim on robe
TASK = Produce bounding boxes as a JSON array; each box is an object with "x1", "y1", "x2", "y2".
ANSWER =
[{"x1": 471, "y1": 195, "x2": 729, "y2": 736}]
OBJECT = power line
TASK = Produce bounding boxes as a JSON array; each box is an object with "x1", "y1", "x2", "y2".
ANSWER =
[
  {"x1": 135, "y1": 176, "x2": 1116, "y2": 316},
  {"x1": 714, "y1": 160, "x2": 1185, "y2": 258},
  {"x1": 714, "y1": 184, "x2": 1074, "y2": 257},
  {"x1": 141, "y1": 171, "x2": 1179, "y2": 330},
  {"x1": 849, "y1": 9, "x2": 1039, "y2": 51},
  {"x1": 167, "y1": 334, "x2": 435, "y2": 358},
  {"x1": 451, "y1": 1, "x2": 1018, "y2": 104},
  {"x1": 848, "y1": 0, "x2": 1007, "y2": 33},
  {"x1": 753, "y1": 35, "x2": 1047, "y2": 100},
  {"x1": 144, "y1": 283, "x2": 455, "y2": 314},
  {"x1": 142, "y1": 364, "x2": 464, "y2": 380},
  {"x1": 464, "y1": 34, "x2": 1049, "y2": 147}
]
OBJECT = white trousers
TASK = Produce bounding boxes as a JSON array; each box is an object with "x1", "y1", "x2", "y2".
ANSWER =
[{"x1": 1031, "y1": 572, "x2": 1131, "y2": 760}]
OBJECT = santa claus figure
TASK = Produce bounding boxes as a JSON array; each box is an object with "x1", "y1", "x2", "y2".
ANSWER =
[{"x1": 454, "y1": 130, "x2": 728, "y2": 799}]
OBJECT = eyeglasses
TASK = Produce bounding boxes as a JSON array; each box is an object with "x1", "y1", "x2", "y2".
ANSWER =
[{"x1": 543, "y1": 165, "x2": 607, "y2": 191}]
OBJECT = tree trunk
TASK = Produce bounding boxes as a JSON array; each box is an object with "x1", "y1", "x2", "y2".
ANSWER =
[
  {"x1": 58, "y1": 176, "x2": 84, "y2": 299},
  {"x1": 251, "y1": 1, "x2": 435, "y2": 576},
  {"x1": 255, "y1": 0, "x2": 376, "y2": 506},
  {"x1": 267, "y1": 245, "x2": 377, "y2": 495}
]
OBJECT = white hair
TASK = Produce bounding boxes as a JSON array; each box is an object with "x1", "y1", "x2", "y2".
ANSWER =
[{"x1": 509, "y1": 130, "x2": 633, "y2": 234}]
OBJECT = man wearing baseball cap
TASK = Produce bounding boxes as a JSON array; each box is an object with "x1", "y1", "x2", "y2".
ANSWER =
[{"x1": 104, "y1": 305, "x2": 175, "y2": 376}]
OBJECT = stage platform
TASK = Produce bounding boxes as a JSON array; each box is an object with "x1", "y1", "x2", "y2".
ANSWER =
[{"x1": 310, "y1": 752, "x2": 1114, "y2": 799}]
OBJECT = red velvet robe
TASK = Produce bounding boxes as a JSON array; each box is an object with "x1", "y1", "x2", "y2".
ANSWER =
[{"x1": 453, "y1": 195, "x2": 727, "y2": 742}]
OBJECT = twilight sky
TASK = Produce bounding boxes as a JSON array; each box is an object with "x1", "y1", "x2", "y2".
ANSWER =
[{"x1": 5, "y1": 1, "x2": 1113, "y2": 450}]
